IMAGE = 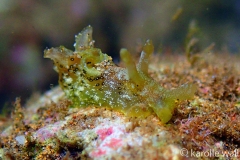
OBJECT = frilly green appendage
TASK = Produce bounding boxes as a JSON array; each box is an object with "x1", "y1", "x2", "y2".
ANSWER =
[
  {"x1": 74, "y1": 25, "x2": 95, "y2": 51},
  {"x1": 44, "y1": 25, "x2": 197, "y2": 123}
]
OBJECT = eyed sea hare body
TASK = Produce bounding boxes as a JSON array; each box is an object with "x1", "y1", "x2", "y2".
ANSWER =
[{"x1": 44, "y1": 25, "x2": 196, "y2": 123}]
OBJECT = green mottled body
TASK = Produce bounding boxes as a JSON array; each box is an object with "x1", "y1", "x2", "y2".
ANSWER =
[{"x1": 44, "y1": 26, "x2": 196, "y2": 123}]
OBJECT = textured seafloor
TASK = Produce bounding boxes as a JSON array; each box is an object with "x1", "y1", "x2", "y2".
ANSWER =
[{"x1": 1, "y1": 53, "x2": 240, "y2": 159}]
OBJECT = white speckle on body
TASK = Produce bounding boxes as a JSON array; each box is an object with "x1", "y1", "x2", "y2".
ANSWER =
[{"x1": 65, "y1": 77, "x2": 73, "y2": 84}]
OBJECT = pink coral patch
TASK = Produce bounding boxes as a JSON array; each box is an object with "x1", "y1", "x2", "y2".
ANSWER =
[
  {"x1": 97, "y1": 127, "x2": 113, "y2": 140},
  {"x1": 91, "y1": 148, "x2": 106, "y2": 157},
  {"x1": 104, "y1": 138, "x2": 122, "y2": 148},
  {"x1": 199, "y1": 86, "x2": 210, "y2": 94},
  {"x1": 35, "y1": 128, "x2": 55, "y2": 142},
  {"x1": 34, "y1": 121, "x2": 64, "y2": 142}
]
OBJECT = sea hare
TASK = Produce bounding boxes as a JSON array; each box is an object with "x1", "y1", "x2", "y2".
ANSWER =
[{"x1": 44, "y1": 25, "x2": 196, "y2": 123}]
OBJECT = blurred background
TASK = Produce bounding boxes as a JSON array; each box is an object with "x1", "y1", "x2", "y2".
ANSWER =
[{"x1": 0, "y1": 0, "x2": 240, "y2": 111}]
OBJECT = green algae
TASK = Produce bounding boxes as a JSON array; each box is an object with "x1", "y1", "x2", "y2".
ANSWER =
[{"x1": 44, "y1": 25, "x2": 196, "y2": 123}]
